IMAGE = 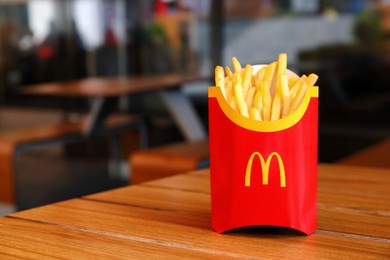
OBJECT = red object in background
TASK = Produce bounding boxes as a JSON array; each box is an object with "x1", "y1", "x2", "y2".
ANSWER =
[
  {"x1": 208, "y1": 87, "x2": 319, "y2": 235},
  {"x1": 155, "y1": 0, "x2": 168, "y2": 16},
  {"x1": 104, "y1": 27, "x2": 118, "y2": 46},
  {"x1": 38, "y1": 45, "x2": 54, "y2": 59}
]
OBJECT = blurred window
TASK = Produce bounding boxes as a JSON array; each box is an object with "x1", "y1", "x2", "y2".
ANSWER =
[
  {"x1": 0, "y1": 0, "x2": 388, "y2": 111},
  {"x1": 27, "y1": 0, "x2": 55, "y2": 44},
  {"x1": 73, "y1": 0, "x2": 103, "y2": 50}
]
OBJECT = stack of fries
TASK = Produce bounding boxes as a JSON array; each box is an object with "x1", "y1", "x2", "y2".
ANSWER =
[{"x1": 214, "y1": 53, "x2": 318, "y2": 121}]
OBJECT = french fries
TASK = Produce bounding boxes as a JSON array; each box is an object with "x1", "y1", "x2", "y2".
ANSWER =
[{"x1": 214, "y1": 54, "x2": 318, "y2": 121}]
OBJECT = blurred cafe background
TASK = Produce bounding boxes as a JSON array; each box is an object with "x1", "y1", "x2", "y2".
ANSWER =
[{"x1": 0, "y1": 0, "x2": 389, "y2": 213}]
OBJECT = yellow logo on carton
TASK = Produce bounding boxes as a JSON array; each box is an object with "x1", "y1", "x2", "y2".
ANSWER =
[{"x1": 245, "y1": 152, "x2": 286, "y2": 187}]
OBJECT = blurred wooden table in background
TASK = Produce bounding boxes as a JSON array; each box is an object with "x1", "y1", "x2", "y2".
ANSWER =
[
  {"x1": 0, "y1": 163, "x2": 389, "y2": 258},
  {"x1": 21, "y1": 74, "x2": 208, "y2": 141}
]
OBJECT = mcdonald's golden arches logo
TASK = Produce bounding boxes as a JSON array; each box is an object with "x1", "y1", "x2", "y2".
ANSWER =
[{"x1": 245, "y1": 152, "x2": 286, "y2": 187}]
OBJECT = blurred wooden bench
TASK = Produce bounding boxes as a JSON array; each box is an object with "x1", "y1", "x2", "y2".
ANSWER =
[
  {"x1": 337, "y1": 138, "x2": 390, "y2": 168},
  {"x1": 130, "y1": 139, "x2": 209, "y2": 184},
  {"x1": 0, "y1": 114, "x2": 146, "y2": 211}
]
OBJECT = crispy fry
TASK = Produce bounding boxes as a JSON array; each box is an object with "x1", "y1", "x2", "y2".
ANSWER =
[
  {"x1": 277, "y1": 53, "x2": 287, "y2": 76},
  {"x1": 225, "y1": 79, "x2": 233, "y2": 103},
  {"x1": 249, "y1": 107, "x2": 262, "y2": 121},
  {"x1": 264, "y1": 62, "x2": 277, "y2": 85},
  {"x1": 288, "y1": 76, "x2": 299, "y2": 89},
  {"x1": 253, "y1": 89, "x2": 263, "y2": 112},
  {"x1": 275, "y1": 53, "x2": 287, "y2": 97},
  {"x1": 306, "y1": 73, "x2": 318, "y2": 86},
  {"x1": 270, "y1": 93, "x2": 281, "y2": 121},
  {"x1": 278, "y1": 74, "x2": 289, "y2": 96},
  {"x1": 289, "y1": 81, "x2": 308, "y2": 115},
  {"x1": 215, "y1": 66, "x2": 226, "y2": 99},
  {"x1": 251, "y1": 75, "x2": 257, "y2": 87},
  {"x1": 264, "y1": 61, "x2": 278, "y2": 97},
  {"x1": 233, "y1": 74, "x2": 249, "y2": 117},
  {"x1": 232, "y1": 56, "x2": 242, "y2": 73},
  {"x1": 229, "y1": 98, "x2": 237, "y2": 111},
  {"x1": 245, "y1": 86, "x2": 256, "y2": 109},
  {"x1": 215, "y1": 66, "x2": 224, "y2": 87},
  {"x1": 256, "y1": 66, "x2": 267, "y2": 82},
  {"x1": 234, "y1": 96, "x2": 249, "y2": 117},
  {"x1": 262, "y1": 106, "x2": 269, "y2": 122},
  {"x1": 242, "y1": 64, "x2": 254, "y2": 96},
  {"x1": 257, "y1": 81, "x2": 271, "y2": 121},
  {"x1": 278, "y1": 74, "x2": 291, "y2": 117},
  {"x1": 225, "y1": 66, "x2": 233, "y2": 77},
  {"x1": 290, "y1": 75, "x2": 307, "y2": 97}
]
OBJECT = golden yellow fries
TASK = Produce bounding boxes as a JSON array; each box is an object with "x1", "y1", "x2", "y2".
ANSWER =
[
  {"x1": 232, "y1": 56, "x2": 242, "y2": 73},
  {"x1": 233, "y1": 74, "x2": 249, "y2": 118},
  {"x1": 214, "y1": 66, "x2": 226, "y2": 99},
  {"x1": 214, "y1": 54, "x2": 318, "y2": 121}
]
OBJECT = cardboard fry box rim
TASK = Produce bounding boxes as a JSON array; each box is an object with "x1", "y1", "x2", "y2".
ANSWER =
[{"x1": 208, "y1": 86, "x2": 319, "y2": 132}]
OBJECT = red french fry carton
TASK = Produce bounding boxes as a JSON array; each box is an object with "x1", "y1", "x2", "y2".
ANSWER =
[{"x1": 208, "y1": 69, "x2": 319, "y2": 235}]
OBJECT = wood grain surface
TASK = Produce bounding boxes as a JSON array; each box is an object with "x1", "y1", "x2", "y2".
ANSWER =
[{"x1": 0, "y1": 163, "x2": 389, "y2": 259}]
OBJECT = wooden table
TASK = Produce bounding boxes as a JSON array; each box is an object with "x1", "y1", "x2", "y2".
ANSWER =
[
  {"x1": 21, "y1": 74, "x2": 208, "y2": 141},
  {"x1": 0, "y1": 163, "x2": 389, "y2": 259}
]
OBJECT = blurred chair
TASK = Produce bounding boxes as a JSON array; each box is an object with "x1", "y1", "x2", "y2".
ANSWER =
[
  {"x1": 129, "y1": 139, "x2": 209, "y2": 184},
  {"x1": 0, "y1": 112, "x2": 146, "y2": 211}
]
